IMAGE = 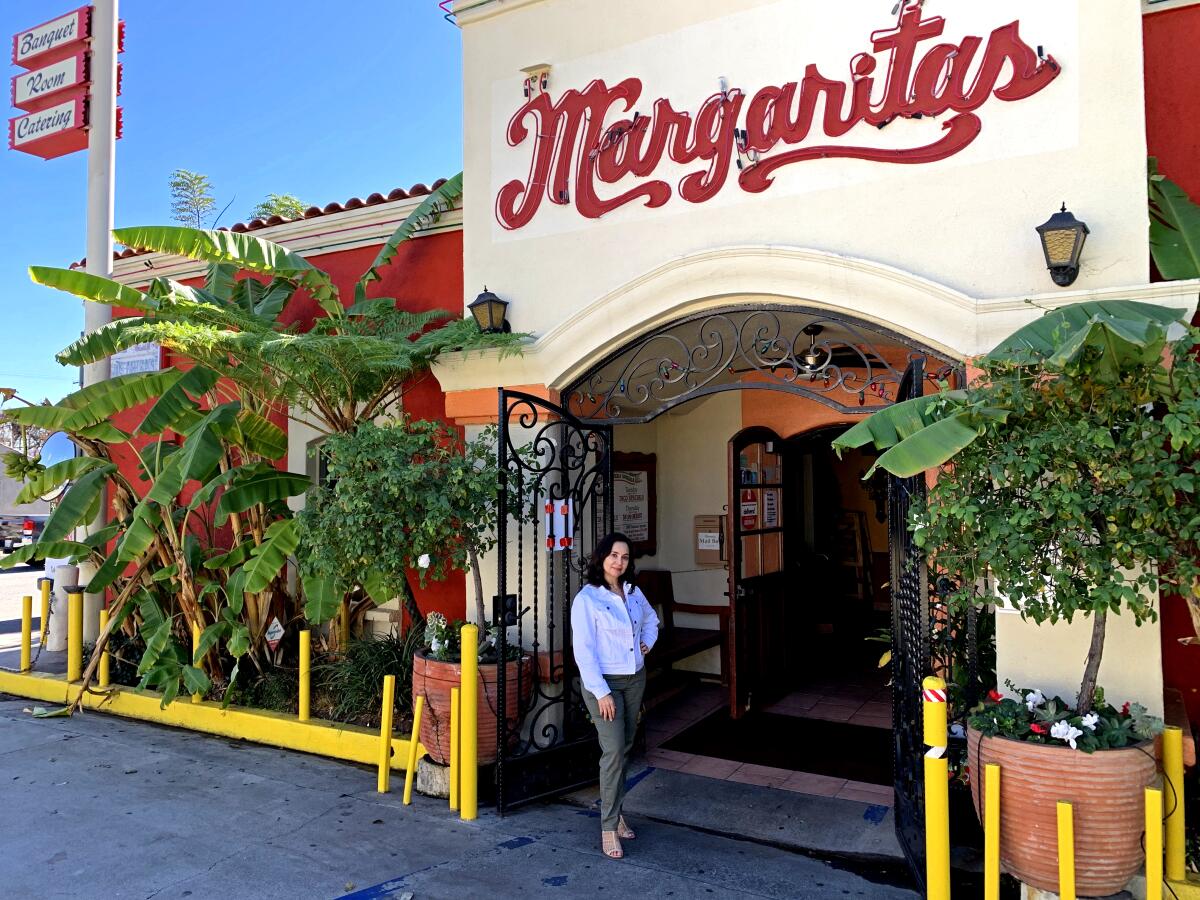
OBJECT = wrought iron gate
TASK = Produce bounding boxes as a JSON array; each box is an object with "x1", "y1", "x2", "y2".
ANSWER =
[
  {"x1": 495, "y1": 389, "x2": 614, "y2": 814},
  {"x1": 888, "y1": 358, "x2": 932, "y2": 888}
]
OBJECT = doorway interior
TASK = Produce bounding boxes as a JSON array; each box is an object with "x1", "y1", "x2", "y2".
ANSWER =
[{"x1": 633, "y1": 413, "x2": 895, "y2": 802}]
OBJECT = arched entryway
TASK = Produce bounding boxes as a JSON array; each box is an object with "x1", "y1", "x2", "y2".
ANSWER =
[{"x1": 492, "y1": 299, "x2": 962, "y2": 884}]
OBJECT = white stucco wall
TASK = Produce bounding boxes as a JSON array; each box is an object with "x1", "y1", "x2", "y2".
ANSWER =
[
  {"x1": 460, "y1": 0, "x2": 1147, "y2": 360},
  {"x1": 996, "y1": 605, "x2": 1164, "y2": 718}
]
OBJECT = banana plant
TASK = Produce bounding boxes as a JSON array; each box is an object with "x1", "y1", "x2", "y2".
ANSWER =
[
  {"x1": 1, "y1": 363, "x2": 310, "y2": 708},
  {"x1": 833, "y1": 300, "x2": 1189, "y2": 477}
]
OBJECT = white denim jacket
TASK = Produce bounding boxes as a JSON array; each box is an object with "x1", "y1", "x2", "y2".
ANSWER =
[{"x1": 571, "y1": 582, "x2": 659, "y2": 700}]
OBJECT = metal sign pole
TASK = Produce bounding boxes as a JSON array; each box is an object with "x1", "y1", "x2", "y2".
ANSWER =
[
  {"x1": 83, "y1": 0, "x2": 118, "y2": 385},
  {"x1": 81, "y1": 0, "x2": 118, "y2": 640}
]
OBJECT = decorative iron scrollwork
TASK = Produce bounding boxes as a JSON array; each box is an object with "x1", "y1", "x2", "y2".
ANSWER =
[{"x1": 567, "y1": 307, "x2": 935, "y2": 423}]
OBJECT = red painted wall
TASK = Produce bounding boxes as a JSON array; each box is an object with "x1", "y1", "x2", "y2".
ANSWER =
[
  {"x1": 1145, "y1": 7, "x2": 1200, "y2": 725},
  {"x1": 108, "y1": 227, "x2": 467, "y2": 624}
]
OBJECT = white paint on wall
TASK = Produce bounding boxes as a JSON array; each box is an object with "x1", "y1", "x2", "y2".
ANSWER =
[{"x1": 996, "y1": 605, "x2": 1164, "y2": 718}]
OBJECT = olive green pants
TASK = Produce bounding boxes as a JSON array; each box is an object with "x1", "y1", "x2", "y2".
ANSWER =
[{"x1": 582, "y1": 668, "x2": 646, "y2": 832}]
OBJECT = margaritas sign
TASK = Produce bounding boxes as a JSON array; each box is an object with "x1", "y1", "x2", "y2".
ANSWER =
[{"x1": 495, "y1": 1, "x2": 1062, "y2": 229}]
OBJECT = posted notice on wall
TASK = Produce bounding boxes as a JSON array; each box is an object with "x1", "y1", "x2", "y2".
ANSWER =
[
  {"x1": 110, "y1": 342, "x2": 161, "y2": 377},
  {"x1": 614, "y1": 469, "x2": 650, "y2": 543}
]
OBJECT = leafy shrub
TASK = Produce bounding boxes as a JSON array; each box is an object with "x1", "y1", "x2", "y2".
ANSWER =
[{"x1": 314, "y1": 629, "x2": 423, "y2": 728}]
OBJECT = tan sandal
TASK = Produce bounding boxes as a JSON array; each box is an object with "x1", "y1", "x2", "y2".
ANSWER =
[
  {"x1": 601, "y1": 830, "x2": 624, "y2": 859},
  {"x1": 616, "y1": 815, "x2": 636, "y2": 840}
]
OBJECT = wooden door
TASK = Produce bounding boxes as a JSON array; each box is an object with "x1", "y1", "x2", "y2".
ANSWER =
[{"x1": 728, "y1": 427, "x2": 789, "y2": 718}]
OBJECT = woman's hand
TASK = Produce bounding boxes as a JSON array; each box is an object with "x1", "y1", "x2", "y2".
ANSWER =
[{"x1": 598, "y1": 695, "x2": 616, "y2": 721}]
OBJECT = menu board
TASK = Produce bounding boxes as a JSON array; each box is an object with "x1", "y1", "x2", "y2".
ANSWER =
[
  {"x1": 614, "y1": 470, "x2": 650, "y2": 542},
  {"x1": 613, "y1": 451, "x2": 657, "y2": 556}
]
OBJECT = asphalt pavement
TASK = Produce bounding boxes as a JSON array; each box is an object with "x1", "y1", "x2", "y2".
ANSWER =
[{"x1": 0, "y1": 691, "x2": 920, "y2": 899}]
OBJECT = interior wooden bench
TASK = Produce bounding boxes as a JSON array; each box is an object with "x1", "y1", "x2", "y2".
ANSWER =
[{"x1": 637, "y1": 569, "x2": 729, "y2": 685}]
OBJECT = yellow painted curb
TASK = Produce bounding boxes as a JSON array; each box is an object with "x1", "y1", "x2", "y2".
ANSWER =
[
  {"x1": 0, "y1": 669, "x2": 427, "y2": 773},
  {"x1": 1169, "y1": 876, "x2": 1200, "y2": 899}
]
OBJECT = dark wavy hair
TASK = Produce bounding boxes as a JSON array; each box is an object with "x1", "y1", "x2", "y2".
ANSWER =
[{"x1": 585, "y1": 532, "x2": 637, "y2": 587}]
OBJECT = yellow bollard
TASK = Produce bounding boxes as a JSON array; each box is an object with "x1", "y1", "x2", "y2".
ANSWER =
[
  {"x1": 402, "y1": 695, "x2": 425, "y2": 805},
  {"x1": 449, "y1": 686, "x2": 460, "y2": 811},
  {"x1": 67, "y1": 590, "x2": 83, "y2": 682},
  {"x1": 921, "y1": 675, "x2": 950, "y2": 899},
  {"x1": 1164, "y1": 725, "x2": 1186, "y2": 882},
  {"x1": 19, "y1": 595, "x2": 32, "y2": 673},
  {"x1": 1146, "y1": 786, "x2": 1164, "y2": 900},
  {"x1": 377, "y1": 674, "x2": 396, "y2": 794},
  {"x1": 984, "y1": 763, "x2": 1001, "y2": 900},
  {"x1": 39, "y1": 578, "x2": 51, "y2": 644},
  {"x1": 298, "y1": 629, "x2": 311, "y2": 722},
  {"x1": 98, "y1": 608, "x2": 110, "y2": 688},
  {"x1": 191, "y1": 622, "x2": 202, "y2": 704},
  {"x1": 460, "y1": 623, "x2": 479, "y2": 821},
  {"x1": 922, "y1": 675, "x2": 948, "y2": 748},
  {"x1": 924, "y1": 751, "x2": 951, "y2": 900},
  {"x1": 1057, "y1": 800, "x2": 1076, "y2": 900}
]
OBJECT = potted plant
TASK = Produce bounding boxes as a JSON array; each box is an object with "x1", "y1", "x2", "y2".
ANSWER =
[
  {"x1": 412, "y1": 612, "x2": 530, "y2": 765},
  {"x1": 299, "y1": 418, "x2": 534, "y2": 766},
  {"x1": 834, "y1": 299, "x2": 1200, "y2": 895}
]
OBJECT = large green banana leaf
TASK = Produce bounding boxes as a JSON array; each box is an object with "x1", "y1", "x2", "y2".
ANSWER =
[
  {"x1": 358, "y1": 172, "x2": 463, "y2": 293},
  {"x1": 1149, "y1": 158, "x2": 1200, "y2": 279},
  {"x1": 214, "y1": 470, "x2": 310, "y2": 524},
  {"x1": 56, "y1": 317, "x2": 155, "y2": 367},
  {"x1": 223, "y1": 410, "x2": 287, "y2": 460},
  {"x1": 113, "y1": 226, "x2": 342, "y2": 320},
  {"x1": 29, "y1": 266, "x2": 152, "y2": 310},
  {"x1": 985, "y1": 300, "x2": 1188, "y2": 373},
  {"x1": 4, "y1": 404, "x2": 73, "y2": 431},
  {"x1": 15, "y1": 456, "x2": 111, "y2": 505},
  {"x1": 206, "y1": 262, "x2": 237, "y2": 301},
  {"x1": 41, "y1": 466, "x2": 115, "y2": 542},
  {"x1": 242, "y1": 518, "x2": 300, "y2": 593},
  {"x1": 60, "y1": 371, "x2": 186, "y2": 431},
  {"x1": 146, "y1": 403, "x2": 239, "y2": 504},
  {"x1": 864, "y1": 406, "x2": 1011, "y2": 478},
  {"x1": 832, "y1": 391, "x2": 967, "y2": 455},
  {"x1": 0, "y1": 540, "x2": 91, "y2": 569},
  {"x1": 136, "y1": 366, "x2": 220, "y2": 436},
  {"x1": 302, "y1": 571, "x2": 342, "y2": 623}
]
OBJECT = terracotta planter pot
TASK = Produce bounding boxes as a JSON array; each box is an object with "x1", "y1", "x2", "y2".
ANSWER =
[
  {"x1": 967, "y1": 726, "x2": 1156, "y2": 896},
  {"x1": 412, "y1": 651, "x2": 533, "y2": 766}
]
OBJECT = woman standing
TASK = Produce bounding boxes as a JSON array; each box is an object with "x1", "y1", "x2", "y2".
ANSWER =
[{"x1": 571, "y1": 532, "x2": 659, "y2": 860}]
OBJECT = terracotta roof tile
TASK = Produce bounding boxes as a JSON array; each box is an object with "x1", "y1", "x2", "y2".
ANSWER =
[{"x1": 70, "y1": 177, "x2": 453, "y2": 269}]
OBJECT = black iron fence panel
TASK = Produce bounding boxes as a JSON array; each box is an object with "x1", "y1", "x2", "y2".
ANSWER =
[
  {"x1": 495, "y1": 389, "x2": 613, "y2": 814},
  {"x1": 889, "y1": 358, "x2": 932, "y2": 891}
]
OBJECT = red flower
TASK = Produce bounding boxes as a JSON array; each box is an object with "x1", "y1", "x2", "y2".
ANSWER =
[
  {"x1": 1030, "y1": 722, "x2": 1049, "y2": 735},
  {"x1": 1121, "y1": 702, "x2": 1131, "y2": 716},
  {"x1": 987, "y1": 689, "x2": 1004, "y2": 703}
]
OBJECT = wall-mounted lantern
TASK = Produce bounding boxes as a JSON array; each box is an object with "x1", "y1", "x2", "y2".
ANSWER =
[
  {"x1": 468, "y1": 287, "x2": 511, "y2": 333},
  {"x1": 1036, "y1": 203, "x2": 1089, "y2": 287}
]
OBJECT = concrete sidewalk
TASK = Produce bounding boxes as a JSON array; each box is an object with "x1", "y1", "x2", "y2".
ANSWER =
[{"x1": 0, "y1": 693, "x2": 919, "y2": 899}]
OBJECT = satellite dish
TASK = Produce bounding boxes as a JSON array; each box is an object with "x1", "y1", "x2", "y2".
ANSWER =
[{"x1": 38, "y1": 432, "x2": 77, "y2": 502}]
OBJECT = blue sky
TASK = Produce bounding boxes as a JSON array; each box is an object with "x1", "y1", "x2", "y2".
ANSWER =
[{"x1": 1, "y1": 1, "x2": 463, "y2": 404}]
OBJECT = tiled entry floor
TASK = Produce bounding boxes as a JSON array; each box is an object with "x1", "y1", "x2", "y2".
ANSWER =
[{"x1": 639, "y1": 677, "x2": 894, "y2": 808}]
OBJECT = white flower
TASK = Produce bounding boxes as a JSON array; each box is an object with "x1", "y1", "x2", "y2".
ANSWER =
[
  {"x1": 1025, "y1": 689, "x2": 1045, "y2": 711},
  {"x1": 1050, "y1": 720, "x2": 1084, "y2": 750},
  {"x1": 431, "y1": 637, "x2": 443, "y2": 653},
  {"x1": 417, "y1": 553, "x2": 431, "y2": 569},
  {"x1": 1081, "y1": 712, "x2": 1100, "y2": 731}
]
